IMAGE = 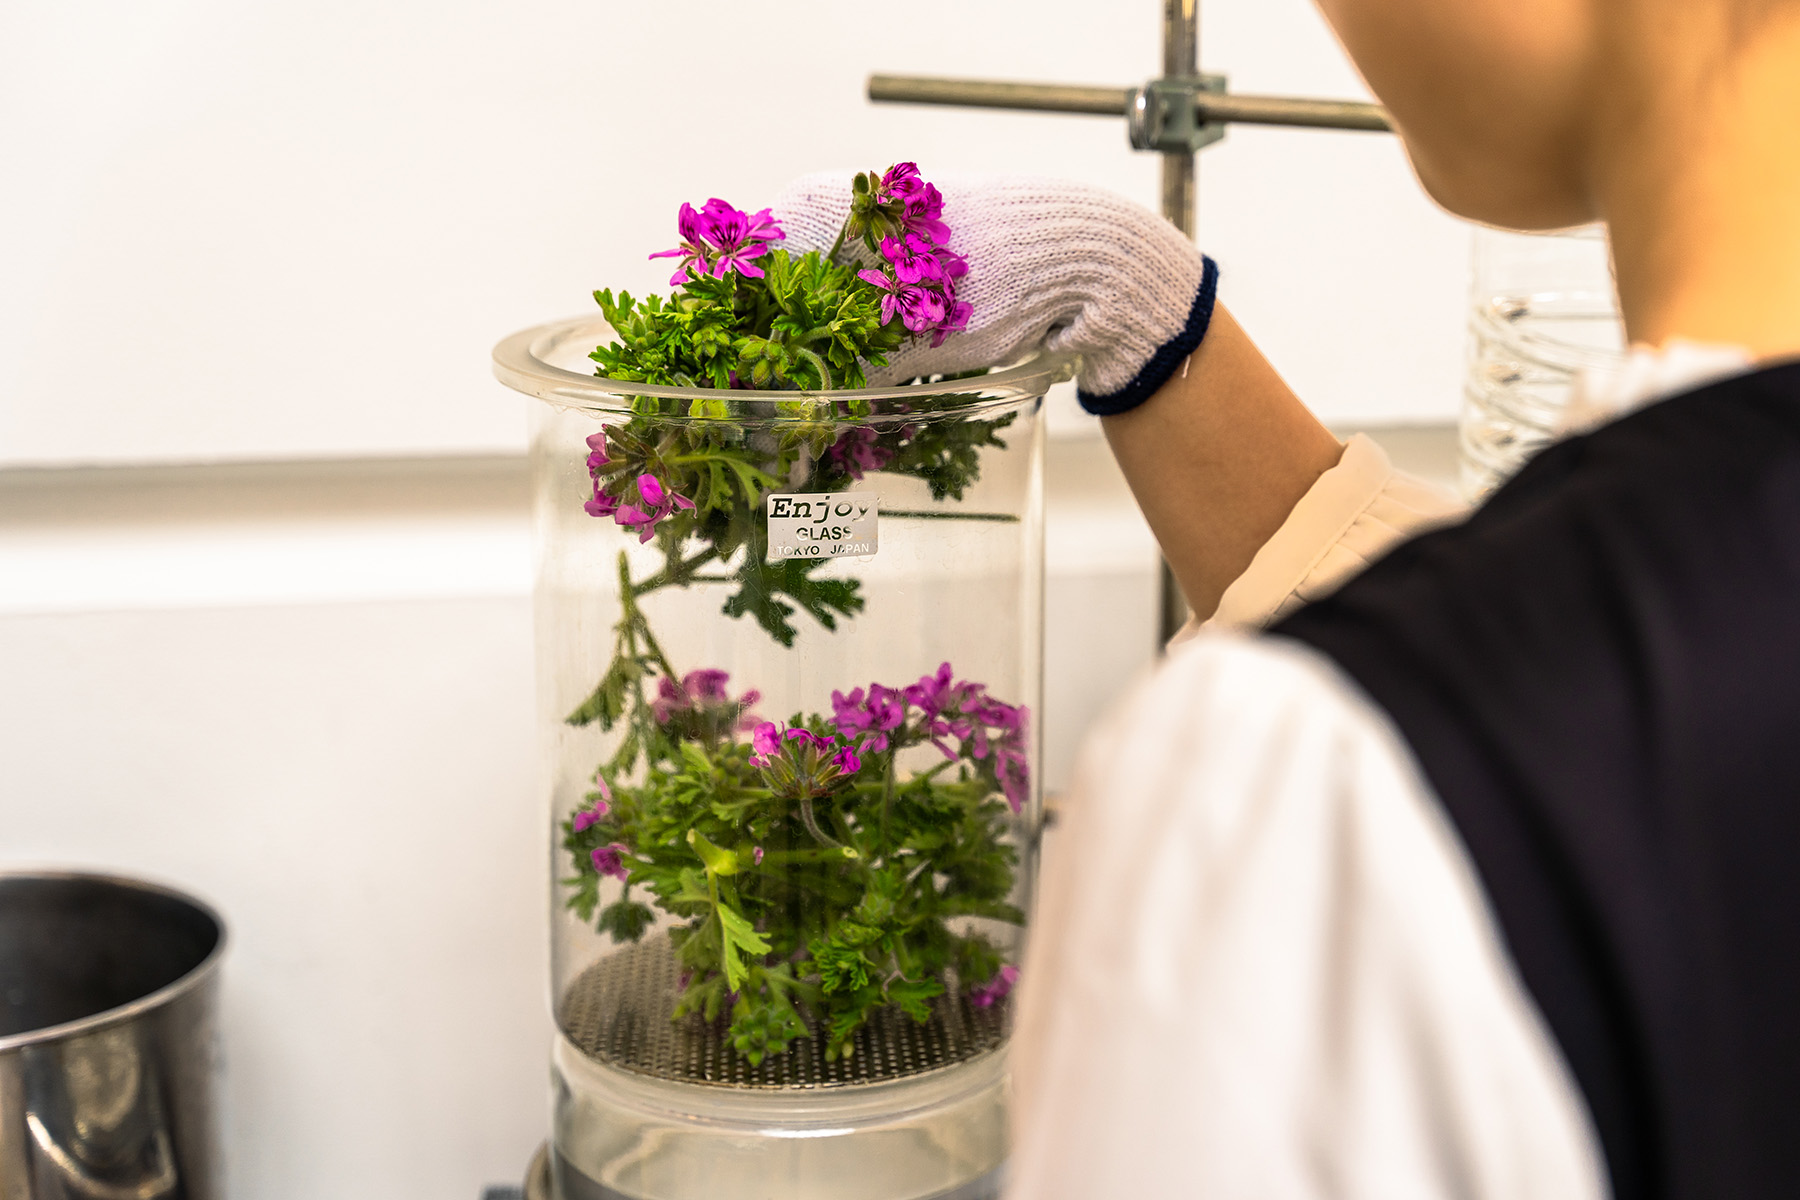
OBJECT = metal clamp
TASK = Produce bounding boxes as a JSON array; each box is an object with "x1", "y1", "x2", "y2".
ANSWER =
[{"x1": 1128, "y1": 75, "x2": 1228, "y2": 154}]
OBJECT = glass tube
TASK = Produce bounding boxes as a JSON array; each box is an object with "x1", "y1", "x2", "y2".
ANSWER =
[{"x1": 1461, "y1": 226, "x2": 1628, "y2": 498}]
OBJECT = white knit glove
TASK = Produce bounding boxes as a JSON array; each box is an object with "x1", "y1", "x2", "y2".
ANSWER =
[{"x1": 772, "y1": 172, "x2": 1218, "y2": 414}]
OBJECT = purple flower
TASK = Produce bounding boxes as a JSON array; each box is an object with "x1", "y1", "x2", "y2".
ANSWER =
[
  {"x1": 880, "y1": 234, "x2": 950, "y2": 285},
  {"x1": 831, "y1": 682, "x2": 907, "y2": 753},
  {"x1": 648, "y1": 201, "x2": 714, "y2": 286},
  {"x1": 750, "y1": 722, "x2": 860, "y2": 800},
  {"x1": 573, "y1": 773, "x2": 611, "y2": 831},
  {"x1": 582, "y1": 429, "x2": 625, "y2": 518},
  {"x1": 857, "y1": 267, "x2": 926, "y2": 328},
  {"x1": 905, "y1": 662, "x2": 959, "y2": 715},
  {"x1": 614, "y1": 473, "x2": 696, "y2": 543},
  {"x1": 649, "y1": 198, "x2": 785, "y2": 286},
  {"x1": 753, "y1": 845, "x2": 765, "y2": 866},
  {"x1": 859, "y1": 263, "x2": 952, "y2": 337},
  {"x1": 969, "y1": 964, "x2": 1019, "y2": 1009},
  {"x1": 931, "y1": 298, "x2": 972, "y2": 348},
  {"x1": 784, "y1": 727, "x2": 834, "y2": 752},
  {"x1": 584, "y1": 430, "x2": 613, "y2": 472},
  {"x1": 901, "y1": 182, "x2": 951, "y2": 244},
  {"x1": 686, "y1": 668, "x2": 731, "y2": 702},
  {"x1": 709, "y1": 197, "x2": 781, "y2": 244},
  {"x1": 699, "y1": 198, "x2": 784, "y2": 280},
  {"x1": 897, "y1": 286, "x2": 948, "y2": 335},
  {"x1": 996, "y1": 745, "x2": 1029, "y2": 813},
  {"x1": 825, "y1": 427, "x2": 893, "y2": 481},
  {"x1": 652, "y1": 668, "x2": 742, "y2": 723},
  {"x1": 653, "y1": 669, "x2": 760, "y2": 740},
  {"x1": 831, "y1": 688, "x2": 867, "y2": 731},
  {"x1": 591, "y1": 842, "x2": 630, "y2": 881},
  {"x1": 872, "y1": 165, "x2": 950, "y2": 241},
  {"x1": 649, "y1": 676, "x2": 684, "y2": 724},
  {"x1": 750, "y1": 721, "x2": 781, "y2": 767},
  {"x1": 866, "y1": 686, "x2": 906, "y2": 749},
  {"x1": 584, "y1": 486, "x2": 621, "y2": 519},
  {"x1": 875, "y1": 162, "x2": 928, "y2": 205}
]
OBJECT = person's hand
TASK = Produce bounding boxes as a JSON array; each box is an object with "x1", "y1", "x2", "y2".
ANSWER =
[{"x1": 772, "y1": 171, "x2": 1218, "y2": 414}]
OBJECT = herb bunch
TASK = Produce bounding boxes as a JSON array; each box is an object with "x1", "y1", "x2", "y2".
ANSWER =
[{"x1": 561, "y1": 164, "x2": 1028, "y2": 1066}]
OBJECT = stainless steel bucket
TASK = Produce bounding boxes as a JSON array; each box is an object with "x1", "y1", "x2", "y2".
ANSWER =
[{"x1": 0, "y1": 872, "x2": 225, "y2": 1199}]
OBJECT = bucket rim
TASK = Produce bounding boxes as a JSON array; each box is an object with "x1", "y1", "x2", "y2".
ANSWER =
[{"x1": 0, "y1": 868, "x2": 227, "y2": 1054}]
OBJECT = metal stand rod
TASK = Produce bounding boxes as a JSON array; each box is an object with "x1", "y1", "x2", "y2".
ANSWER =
[
  {"x1": 1155, "y1": 0, "x2": 1199, "y2": 645},
  {"x1": 866, "y1": 75, "x2": 1393, "y2": 134}
]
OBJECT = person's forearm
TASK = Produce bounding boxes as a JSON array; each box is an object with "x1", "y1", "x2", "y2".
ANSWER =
[{"x1": 1101, "y1": 304, "x2": 1344, "y2": 622}]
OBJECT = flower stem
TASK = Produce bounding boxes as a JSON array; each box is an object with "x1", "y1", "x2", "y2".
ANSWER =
[
  {"x1": 629, "y1": 545, "x2": 723, "y2": 597},
  {"x1": 880, "y1": 756, "x2": 896, "y2": 849},
  {"x1": 797, "y1": 793, "x2": 841, "y2": 848},
  {"x1": 745, "y1": 846, "x2": 858, "y2": 869}
]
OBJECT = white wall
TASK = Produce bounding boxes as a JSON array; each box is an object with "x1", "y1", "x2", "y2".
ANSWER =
[
  {"x1": 0, "y1": 1, "x2": 1475, "y2": 1195},
  {"x1": 1, "y1": 0, "x2": 1471, "y2": 468}
]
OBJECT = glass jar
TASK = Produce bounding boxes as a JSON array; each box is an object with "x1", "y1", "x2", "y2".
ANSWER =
[
  {"x1": 1460, "y1": 226, "x2": 1627, "y2": 498},
  {"x1": 493, "y1": 315, "x2": 1071, "y2": 1200}
]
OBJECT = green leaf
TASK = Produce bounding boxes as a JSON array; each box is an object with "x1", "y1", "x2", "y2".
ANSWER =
[
  {"x1": 687, "y1": 827, "x2": 739, "y2": 876},
  {"x1": 717, "y1": 901, "x2": 771, "y2": 991},
  {"x1": 887, "y1": 977, "x2": 946, "y2": 1023},
  {"x1": 597, "y1": 899, "x2": 655, "y2": 943},
  {"x1": 565, "y1": 655, "x2": 645, "y2": 728},
  {"x1": 675, "y1": 868, "x2": 710, "y2": 906},
  {"x1": 722, "y1": 556, "x2": 864, "y2": 647}
]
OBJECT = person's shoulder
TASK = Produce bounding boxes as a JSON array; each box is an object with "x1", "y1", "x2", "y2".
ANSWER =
[
  {"x1": 1072, "y1": 630, "x2": 1419, "y2": 838},
  {"x1": 1275, "y1": 359, "x2": 1800, "y2": 675}
]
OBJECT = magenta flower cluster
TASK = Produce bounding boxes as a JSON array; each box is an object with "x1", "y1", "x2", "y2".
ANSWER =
[
  {"x1": 572, "y1": 772, "x2": 612, "y2": 833},
  {"x1": 747, "y1": 721, "x2": 863, "y2": 799},
  {"x1": 581, "y1": 429, "x2": 695, "y2": 540},
  {"x1": 571, "y1": 775, "x2": 631, "y2": 880},
  {"x1": 650, "y1": 198, "x2": 786, "y2": 287},
  {"x1": 857, "y1": 164, "x2": 970, "y2": 348},
  {"x1": 832, "y1": 662, "x2": 1031, "y2": 813},
  {"x1": 968, "y1": 963, "x2": 1019, "y2": 1009},
  {"x1": 590, "y1": 842, "x2": 631, "y2": 881},
  {"x1": 824, "y1": 427, "x2": 893, "y2": 481},
  {"x1": 652, "y1": 668, "x2": 761, "y2": 729}
]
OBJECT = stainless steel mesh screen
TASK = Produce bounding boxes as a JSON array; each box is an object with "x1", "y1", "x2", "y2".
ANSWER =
[{"x1": 558, "y1": 938, "x2": 1009, "y2": 1089}]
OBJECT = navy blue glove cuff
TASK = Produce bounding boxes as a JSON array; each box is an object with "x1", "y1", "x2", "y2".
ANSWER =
[{"x1": 1076, "y1": 255, "x2": 1220, "y2": 417}]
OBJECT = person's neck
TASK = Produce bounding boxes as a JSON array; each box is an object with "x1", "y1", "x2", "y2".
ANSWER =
[{"x1": 1595, "y1": 11, "x2": 1800, "y2": 359}]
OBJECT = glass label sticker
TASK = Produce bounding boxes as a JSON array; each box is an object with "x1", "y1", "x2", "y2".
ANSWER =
[{"x1": 766, "y1": 492, "x2": 878, "y2": 561}]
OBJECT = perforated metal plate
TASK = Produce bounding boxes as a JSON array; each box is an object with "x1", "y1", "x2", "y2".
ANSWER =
[{"x1": 559, "y1": 938, "x2": 1009, "y2": 1089}]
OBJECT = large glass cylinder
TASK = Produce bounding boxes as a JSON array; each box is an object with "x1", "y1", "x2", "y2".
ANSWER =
[{"x1": 494, "y1": 316, "x2": 1069, "y2": 1200}]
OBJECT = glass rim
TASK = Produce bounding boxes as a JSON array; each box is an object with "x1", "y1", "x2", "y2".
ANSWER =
[{"x1": 492, "y1": 314, "x2": 1077, "y2": 420}]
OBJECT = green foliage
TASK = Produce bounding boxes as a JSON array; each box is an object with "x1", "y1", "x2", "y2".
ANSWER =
[
  {"x1": 721, "y1": 556, "x2": 865, "y2": 648},
  {"x1": 556, "y1": 194, "x2": 1027, "y2": 1067},
  {"x1": 562, "y1": 694, "x2": 1023, "y2": 1064},
  {"x1": 597, "y1": 898, "x2": 655, "y2": 943},
  {"x1": 591, "y1": 249, "x2": 906, "y2": 392}
]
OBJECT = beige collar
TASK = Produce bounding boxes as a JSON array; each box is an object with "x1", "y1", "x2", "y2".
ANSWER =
[{"x1": 1559, "y1": 340, "x2": 1755, "y2": 437}]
